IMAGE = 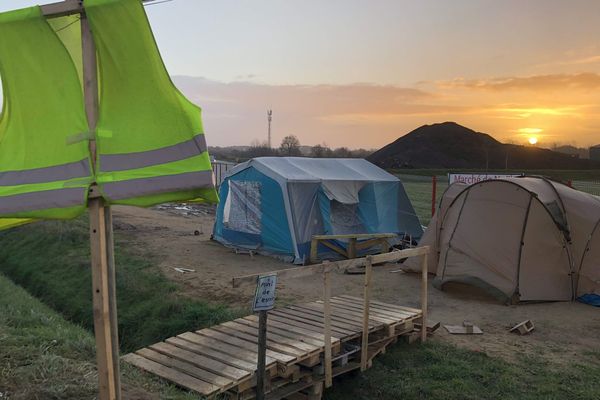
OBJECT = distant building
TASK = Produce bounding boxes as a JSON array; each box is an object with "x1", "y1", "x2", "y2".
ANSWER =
[{"x1": 591, "y1": 145, "x2": 600, "y2": 161}]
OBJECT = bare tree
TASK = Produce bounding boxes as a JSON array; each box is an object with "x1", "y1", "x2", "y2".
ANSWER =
[{"x1": 280, "y1": 135, "x2": 301, "y2": 156}]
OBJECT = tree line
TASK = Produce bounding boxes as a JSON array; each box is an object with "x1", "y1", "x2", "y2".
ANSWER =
[{"x1": 209, "y1": 135, "x2": 373, "y2": 162}]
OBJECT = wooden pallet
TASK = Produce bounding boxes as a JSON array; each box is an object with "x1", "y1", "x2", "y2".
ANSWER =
[{"x1": 123, "y1": 295, "x2": 422, "y2": 399}]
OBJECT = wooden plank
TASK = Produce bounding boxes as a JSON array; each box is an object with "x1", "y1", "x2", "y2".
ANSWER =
[
  {"x1": 244, "y1": 315, "x2": 340, "y2": 345},
  {"x1": 223, "y1": 320, "x2": 318, "y2": 353},
  {"x1": 319, "y1": 240, "x2": 348, "y2": 258},
  {"x1": 136, "y1": 348, "x2": 234, "y2": 389},
  {"x1": 302, "y1": 302, "x2": 383, "y2": 327},
  {"x1": 104, "y1": 207, "x2": 121, "y2": 399},
  {"x1": 328, "y1": 297, "x2": 414, "y2": 319},
  {"x1": 40, "y1": 0, "x2": 82, "y2": 17},
  {"x1": 314, "y1": 301, "x2": 399, "y2": 325},
  {"x1": 82, "y1": 7, "x2": 120, "y2": 400},
  {"x1": 166, "y1": 335, "x2": 262, "y2": 371},
  {"x1": 123, "y1": 354, "x2": 220, "y2": 396},
  {"x1": 323, "y1": 269, "x2": 333, "y2": 388},
  {"x1": 354, "y1": 237, "x2": 383, "y2": 251},
  {"x1": 337, "y1": 295, "x2": 422, "y2": 314},
  {"x1": 327, "y1": 298, "x2": 414, "y2": 320},
  {"x1": 347, "y1": 238, "x2": 357, "y2": 259},
  {"x1": 268, "y1": 310, "x2": 354, "y2": 337},
  {"x1": 195, "y1": 329, "x2": 296, "y2": 364},
  {"x1": 310, "y1": 237, "x2": 318, "y2": 263},
  {"x1": 149, "y1": 342, "x2": 250, "y2": 381},
  {"x1": 421, "y1": 253, "x2": 428, "y2": 343},
  {"x1": 89, "y1": 200, "x2": 117, "y2": 400},
  {"x1": 256, "y1": 311, "x2": 267, "y2": 400},
  {"x1": 209, "y1": 325, "x2": 306, "y2": 358},
  {"x1": 232, "y1": 246, "x2": 430, "y2": 288},
  {"x1": 312, "y1": 233, "x2": 396, "y2": 240},
  {"x1": 287, "y1": 305, "x2": 370, "y2": 331},
  {"x1": 361, "y1": 256, "x2": 373, "y2": 371},
  {"x1": 236, "y1": 318, "x2": 326, "y2": 349}
]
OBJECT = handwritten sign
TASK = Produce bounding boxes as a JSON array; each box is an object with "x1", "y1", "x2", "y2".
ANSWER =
[
  {"x1": 448, "y1": 173, "x2": 521, "y2": 185},
  {"x1": 253, "y1": 274, "x2": 277, "y2": 311}
]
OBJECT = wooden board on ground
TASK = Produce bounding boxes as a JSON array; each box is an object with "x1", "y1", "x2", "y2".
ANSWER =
[{"x1": 444, "y1": 324, "x2": 483, "y2": 335}]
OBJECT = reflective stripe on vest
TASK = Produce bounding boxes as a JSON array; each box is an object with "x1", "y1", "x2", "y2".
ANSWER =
[
  {"x1": 102, "y1": 170, "x2": 213, "y2": 200},
  {"x1": 0, "y1": 159, "x2": 90, "y2": 186},
  {"x1": 0, "y1": 187, "x2": 86, "y2": 214},
  {"x1": 99, "y1": 134, "x2": 207, "y2": 172}
]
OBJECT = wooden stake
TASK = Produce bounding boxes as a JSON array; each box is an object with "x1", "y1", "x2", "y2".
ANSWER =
[
  {"x1": 360, "y1": 255, "x2": 373, "y2": 371},
  {"x1": 82, "y1": 12, "x2": 121, "y2": 400},
  {"x1": 256, "y1": 310, "x2": 268, "y2": 400},
  {"x1": 420, "y1": 253, "x2": 428, "y2": 343},
  {"x1": 104, "y1": 207, "x2": 121, "y2": 396},
  {"x1": 323, "y1": 262, "x2": 333, "y2": 388},
  {"x1": 310, "y1": 237, "x2": 318, "y2": 264}
]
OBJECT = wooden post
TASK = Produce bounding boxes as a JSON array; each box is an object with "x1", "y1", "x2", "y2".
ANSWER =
[
  {"x1": 348, "y1": 238, "x2": 357, "y2": 259},
  {"x1": 420, "y1": 253, "x2": 428, "y2": 343},
  {"x1": 82, "y1": 12, "x2": 121, "y2": 400},
  {"x1": 322, "y1": 262, "x2": 333, "y2": 388},
  {"x1": 310, "y1": 237, "x2": 318, "y2": 264},
  {"x1": 256, "y1": 310, "x2": 268, "y2": 400},
  {"x1": 431, "y1": 175, "x2": 437, "y2": 217},
  {"x1": 360, "y1": 255, "x2": 373, "y2": 371}
]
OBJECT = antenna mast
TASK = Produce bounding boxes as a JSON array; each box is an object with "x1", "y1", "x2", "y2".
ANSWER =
[{"x1": 267, "y1": 109, "x2": 272, "y2": 148}]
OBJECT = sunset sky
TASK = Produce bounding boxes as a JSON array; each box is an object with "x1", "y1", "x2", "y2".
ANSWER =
[{"x1": 2, "y1": 0, "x2": 600, "y2": 149}]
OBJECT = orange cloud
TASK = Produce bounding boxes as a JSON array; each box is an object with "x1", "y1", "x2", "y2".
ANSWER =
[{"x1": 436, "y1": 73, "x2": 600, "y2": 92}]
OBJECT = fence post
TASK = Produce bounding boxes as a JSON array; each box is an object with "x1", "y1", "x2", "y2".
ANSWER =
[{"x1": 431, "y1": 175, "x2": 437, "y2": 217}]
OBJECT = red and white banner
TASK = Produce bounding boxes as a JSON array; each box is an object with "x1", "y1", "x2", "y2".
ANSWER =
[{"x1": 448, "y1": 173, "x2": 521, "y2": 185}]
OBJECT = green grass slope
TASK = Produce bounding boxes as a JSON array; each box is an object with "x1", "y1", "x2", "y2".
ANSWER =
[{"x1": 0, "y1": 217, "x2": 239, "y2": 353}]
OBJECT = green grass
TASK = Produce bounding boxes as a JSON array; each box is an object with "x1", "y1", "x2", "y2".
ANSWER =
[
  {"x1": 325, "y1": 341, "x2": 600, "y2": 400},
  {"x1": 0, "y1": 216, "x2": 240, "y2": 353},
  {"x1": 391, "y1": 169, "x2": 600, "y2": 181},
  {"x1": 0, "y1": 273, "x2": 210, "y2": 399},
  {"x1": 396, "y1": 169, "x2": 600, "y2": 225}
]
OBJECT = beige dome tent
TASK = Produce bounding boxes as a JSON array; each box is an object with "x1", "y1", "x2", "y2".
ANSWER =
[{"x1": 406, "y1": 177, "x2": 600, "y2": 303}]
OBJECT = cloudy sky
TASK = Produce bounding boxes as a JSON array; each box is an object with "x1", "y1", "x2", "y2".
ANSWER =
[{"x1": 3, "y1": 0, "x2": 600, "y2": 148}]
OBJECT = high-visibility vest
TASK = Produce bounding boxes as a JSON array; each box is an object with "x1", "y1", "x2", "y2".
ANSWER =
[
  {"x1": 0, "y1": 0, "x2": 217, "y2": 229},
  {"x1": 86, "y1": 0, "x2": 217, "y2": 206},
  {"x1": 0, "y1": 7, "x2": 92, "y2": 221}
]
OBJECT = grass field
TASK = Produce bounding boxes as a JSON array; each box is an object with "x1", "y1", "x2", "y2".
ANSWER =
[
  {"x1": 0, "y1": 273, "x2": 207, "y2": 400},
  {"x1": 325, "y1": 341, "x2": 600, "y2": 400},
  {"x1": 0, "y1": 217, "x2": 240, "y2": 354},
  {"x1": 397, "y1": 170, "x2": 600, "y2": 225}
]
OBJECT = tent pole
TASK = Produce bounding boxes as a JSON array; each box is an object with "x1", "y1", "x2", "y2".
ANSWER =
[{"x1": 81, "y1": 11, "x2": 122, "y2": 400}]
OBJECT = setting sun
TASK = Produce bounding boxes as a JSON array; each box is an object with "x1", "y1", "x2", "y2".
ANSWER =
[{"x1": 528, "y1": 136, "x2": 538, "y2": 145}]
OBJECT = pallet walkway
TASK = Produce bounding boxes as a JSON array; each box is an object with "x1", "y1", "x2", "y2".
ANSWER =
[{"x1": 123, "y1": 295, "x2": 422, "y2": 399}]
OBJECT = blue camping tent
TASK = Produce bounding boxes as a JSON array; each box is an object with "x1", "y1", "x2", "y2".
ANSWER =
[{"x1": 213, "y1": 157, "x2": 423, "y2": 264}]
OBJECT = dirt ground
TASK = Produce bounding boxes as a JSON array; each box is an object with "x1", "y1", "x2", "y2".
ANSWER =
[{"x1": 112, "y1": 204, "x2": 600, "y2": 366}]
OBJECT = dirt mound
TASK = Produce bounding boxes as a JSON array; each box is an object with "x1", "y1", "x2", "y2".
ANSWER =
[{"x1": 367, "y1": 122, "x2": 600, "y2": 170}]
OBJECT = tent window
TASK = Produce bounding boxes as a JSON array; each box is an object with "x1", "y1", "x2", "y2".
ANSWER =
[
  {"x1": 330, "y1": 200, "x2": 364, "y2": 234},
  {"x1": 224, "y1": 181, "x2": 261, "y2": 234}
]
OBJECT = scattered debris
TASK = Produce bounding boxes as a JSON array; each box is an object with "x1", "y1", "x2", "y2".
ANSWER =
[
  {"x1": 510, "y1": 320, "x2": 535, "y2": 335},
  {"x1": 444, "y1": 321, "x2": 483, "y2": 335},
  {"x1": 389, "y1": 268, "x2": 406, "y2": 274},
  {"x1": 234, "y1": 249, "x2": 256, "y2": 258},
  {"x1": 154, "y1": 203, "x2": 216, "y2": 217},
  {"x1": 173, "y1": 267, "x2": 196, "y2": 274}
]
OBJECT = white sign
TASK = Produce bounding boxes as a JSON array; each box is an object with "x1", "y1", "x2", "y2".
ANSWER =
[
  {"x1": 448, "y1": 173, "x2": 521, "y2": 185},
  {"x1": 253, "y1": 274, "x2": 277, "y2": 311}
]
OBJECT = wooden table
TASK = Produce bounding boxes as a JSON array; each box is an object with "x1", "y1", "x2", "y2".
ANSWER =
[{"x1": 309, "y1": 233, "x2": 396, "y2": 263}]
